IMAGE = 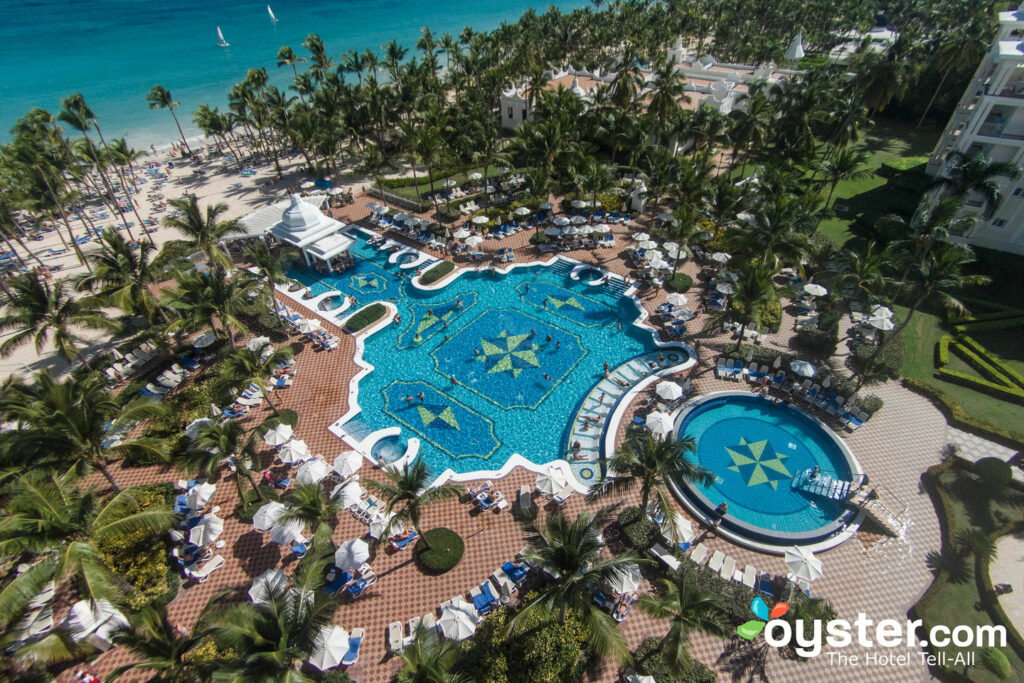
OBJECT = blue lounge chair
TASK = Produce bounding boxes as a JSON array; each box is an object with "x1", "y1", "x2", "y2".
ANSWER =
[
  {"x1": 501, "y1": 561, "x2": 528, "y2": 584},
  {"x1": 341, "y1": 628, "x2": 363, "y2": 666},
  {"x1": 346, "y1": 578, "x2": 368, "y2": 597},
  {"x1": 221, "y1": 407, "x2": 247, "y2": 418},
  {"x1": 631, "y1": 416, "x2": 647, "y2": 426},
  {"x1": 758, "y1": 573, "x2": 774, "y2": 598},
  {"x1": 291, "y1": 543, "x2": 307, "y2": 557},
  {"x1": 612, "y1": 593, "x2": 636, "y2": 623},
  {"x1": 770, "y1": 371, "x2": 786, "y2": 389},
  {"x1": 390, "y1": 530, "x2": 417, "y2": 550},
  {"x1": 273, "y1": 477, "x2": 292, "y2": 489},
  {"x1": 323, "y1": 571, "x2": 352, "y2": 595},
  {"x1": 472, "y1": 581, "x2": 497, "y2": 614}
]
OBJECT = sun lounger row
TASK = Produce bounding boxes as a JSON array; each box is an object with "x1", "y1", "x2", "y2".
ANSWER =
[{"x1": 105, "y1": 341, "x2": 159, "y2": 383}]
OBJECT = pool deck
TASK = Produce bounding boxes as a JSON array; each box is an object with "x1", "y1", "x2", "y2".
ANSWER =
[{"x1": 65, "y1": 202, "x2": 1019, "y2": 683}]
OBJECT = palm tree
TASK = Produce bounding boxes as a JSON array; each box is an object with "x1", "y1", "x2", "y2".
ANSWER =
[
  {"x1": 396, "y1": 625, "x2": 470, "y2": 683},
  {"x1": 160, "y1": 196, "x2": 245, "y2": 268},
  {"x1": 636, "y1": 573, "x2": 730, "y2": 668},
  {"x1": 721, "y1": 262, "x2": 787, "y2": 351},
  {"x1": 276, "y1": 46, "x2": 309, "y2": 103},
  {"x1": 932, "y1": 151, "x2": 1021, "y2": 219},
  {"x1": 510, "y1": 506, "x2": 639, "y2": 664},
  {"x1": 77, "y1": 231, "x2": 167, "y2": 324},
  {"x1": 828, "y1": 241, "x2": 896, "y2": 306},
  {"x1": 182, "y1": 419, "x2": 264, "y2": 501},
  {"x1": 0, "y1": 271, "x2": 118, "y2": 364},
  {"x1": 161, "y1": 266, "x2": 252, "y2": 345},
  {"x1": 243, "y1": 243, "x2": 298, "y2": 331},
  {"x1": 0, "y1": 371, "x2": 168, "y2": 490},
  {"x1": 280, "y1": 483, "x2": 345, "y2": 546},
  {"x1": 0, "y1": 471, "x2": 176, "y2": 623},
  {"x1": 363, "y1": 459, "x2": 460, "y2": 551},
  {"x1": 107, "y1": 605, "x2": 211, "y2": 682},
  {"x1": 221, "y1": 341, "x2": 294, "y2": 415},
  {"x1": 819, "y1": 147, "x2": 870, "y2": 209},
  {"x1": 590, "y1": 432, "x2": 712, "y2": 522},
  {"x1": 147, "y1": 86, "x2": 192, "y2": 155}
]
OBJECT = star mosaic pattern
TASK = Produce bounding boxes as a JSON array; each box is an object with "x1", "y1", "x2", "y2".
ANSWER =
[
  {"x1": 726, "y1": 436, "x2": 793, "y2": 490},
  {"x1": 516, "y1": 280, "x2": 617, "y2": 327},
  {"x1": 474, "y1": 330, "x2": 540, "y2": 378},
  {"x1": 349, "y1": 272, "x2": 387, "y2": 294},
  {"x1": 381, "y1": 379, "x2": 499, "y2": 459}
]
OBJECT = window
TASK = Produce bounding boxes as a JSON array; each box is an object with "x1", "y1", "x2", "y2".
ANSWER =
[
  {"x1": 992, "y1": 218, "x2": 1007, "y2": 228},
  {"x1": 522, "y1": 108, "x2": 527, "y2": 120},
  {"x1": 507, "y1": 106, "x2": 513, "y2": 119}
]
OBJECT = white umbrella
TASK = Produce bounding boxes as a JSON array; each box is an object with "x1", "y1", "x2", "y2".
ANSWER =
[
  {"x1": 666, "y1": 292, "x2": 688, "y2": 306},
  {"x1": 592, "y1": 223, "x2": 611, "y2": 233},
  {"x1": 185, "y1": 418, "x2": 214, "y2": 440},
  {"x1": 715, "y1": 282, "x2": 735, "y2": 294},
  {"x1": 278, "y1": 439, "x2": 311, "y2": 464},
  {"x1": 562, "y1": 225, "x2": 582, "y2": 236},
  {"x1": 718, "y1": 270, "x2": 740, "y2": 281},
  {"x1": 296, "y1": 318, "x2": 321, "y2": 334},
  {"x1": 332, "y1": 480, "x2": 365, "y2": 508},
  {"x1": 785, "y1": 546, "x2": 824, "y2": 583},
  {"x1": 570, "y1": 215, "x2": 588, "y2": 225},
  {"x1": 334, "y1": 539, "x2": 370, "y2": 571},
  {"x1": 803, "y1": 283, "x2": 828, "y2": 297},
  {"x1": 329, "y1": 187, "x2": 345, "y2": 195},
  {"x1": 453, "y1": 228, "x2": 471, "y2": 239},
  {"x1": 673, "y1": 308, "x2": 695, "y2": 321},
  {"x1": 710, "y1": 252, "x2": 731, "y2": 263},
  {"x1": 300, "y1": 181, "x2": 316, "y2": 189},
  {"x1": 248, "y1": 569, "x2": 288, "y2": 605},
  {"x1": 193, "y1": 332, "x2": 217, "y2": 348},
  {"x1": 662, "y1": 242, "x2": 681, "y2": 257},
  {"x1": 773, "y1": 355, "x2": 783, "y2": 369},
  {"x1": 263, "y1": 423, "x2": 294, "y2": 447},
  {"x1": 309, "y1": 625, "x2": 350, "y2": 671},
  {"x1": 365, "y1": 201, "x2": 382, "y2": 210},
  {"x1": 465, "y1": 235, "x2": 484, "y2": 247},
  {"x1": 870, "y1": 305, "x2": 893, "y2": 319},
  {"x1": 536, "y1": 465, "x2": 569, "y2": 496},
  {"x1": 246, "y1": 336, "x2": 271, "y2": 352},
  {"x1": 637, "y1": 239, "x2": 658, "y2": 250},
  {"x1": 471, "y1": 215, "x2": 489, "y2": 225},
  {"x1": 544, "y1": 227, "x2": 563, "y2": 237},
  {"x1": 790, "y1": 360, "x2": 816, "y2": 377},
  {"x1": 468, "y1": 172, "x2": 483, "y2": 181},
  {"x1": 438, "y1": 605, "x2": 478, "y2": 641},
  {"x1": 252, "y1": 501, "x2": 287, "y2": 531},
  {"x1": 394, "y1": 212, "x2": 410, "y2": 222},
  {"x1": 646, "y1": 411, "x2": 674, "y2": 435},
  {"x1": 661, "y1": 512, "x2": 695, "y2": 544},
  {"x1": 368, "y1": 511, "x2": 397, "y2": 539},
  {"x1": 444, "y1": 178, "x2": 457, "y2": 187},
  {"x1": 648, "y1": 258, "x2": 671, "y2": 271},
  {"x1": 539, "y1": 202, "x2": 553, "y2": 210},
  {"x1": 867, "y1": 316, "x2": 895, "y2": 331},
  {"x1": 296, "y1": 458, "x2": 330, "y2": 485},
  {"x1": 553, "y1": 216, "x2": 570, "y2": 227},
  {"x1": 571, "y1": 199, "x2": 586, "y2": 209},
  {"x1": 333, "y1": 450, "x2": 363, "y2": 478},
  {"x1": 495, "y1": 166, "x2": 509, "y2": 175},
  {"x1": 185, "y1": 482, "x2": 217, "y2": 510},
  {"x1": 189, "y1": 514, "x2": 224, "y2": 546},
  {"x1": 607, "y1": 563, "x2": 643, "y2": 594},
  {"x1": 269, "y1": 518, "x2": 305, "y2": 545},
  {"x1": 657, "y1": 212, "x2": 676, "y2": 223},
  {"x1": 376, "y1": 206, "x2": 390, "y2": 215},
  {"x1": 514, "y1": 206, "x2": 532, "y2": 216},
  {"x1": 632, "y1": 232, "x2": 650, "y2": 242},
  {"x1": 405, "y1": 217, "x2": 421, "y2": 227},
  {"x1": 655, "y1": 381, "x2": 683, "y2": 401}
]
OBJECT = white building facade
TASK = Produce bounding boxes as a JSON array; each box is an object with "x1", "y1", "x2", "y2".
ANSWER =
[{"x1": 927, "y1": 5, "x2": 1024, "y2": 254}]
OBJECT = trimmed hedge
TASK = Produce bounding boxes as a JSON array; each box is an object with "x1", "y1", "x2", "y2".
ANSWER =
[
  {"x1": 420, "y1": 260, "x2": 455, "y2": 285},
  {"x1": 902, "y1": 378, "x2": 1024, "y2": 448},
  {"x1": 617, "y1": 505, "x2": 661, "y2": 551},
  {"x1": 936, "y1": 335, "x2": 1024, "y2": 405},
  {"x1": 664, "y1": 273, "x2": 693, "y2": 293},
  {"x1": 344, "y1": 303, "x2": 387, "y2": 333},
  {"x1": 415, "y1": 527, "x2": 464, "y2": 573},
  {"x1": 633, "y1": 638, "x2": 716, "y2": 683}
]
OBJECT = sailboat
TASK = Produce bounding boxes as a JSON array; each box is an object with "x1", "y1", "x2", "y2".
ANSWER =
[
  {"x1": 267, "y1": 5, "x2": 278, "y2": 22},
  {"x1": 217, "y1": 26, "x2": 230, "y2": 47}
]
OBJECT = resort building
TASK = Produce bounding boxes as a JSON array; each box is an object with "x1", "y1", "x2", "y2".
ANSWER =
[
  {"x1": 239, "y1": 193, "x2": 354, "y2": 269},
  {"x1": 926, "y1": 4, "x2": 1024, "y2": 254}
]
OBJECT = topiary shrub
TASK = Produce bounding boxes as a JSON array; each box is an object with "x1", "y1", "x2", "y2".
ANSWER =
[
  {"x1": 860, "y1": 394, "x2": 884, "y2": 415},
  {"x1": 420, "y1": 261, "x2": 456, "y2": 285},
  {"x1": 792, "y1": 328, "x2": 839, "y2": 358},
  {"x1": 978, "y1": 646, "x2": 1012, "y2": 680},
  {"x1": 975, "y1": 457, "x2": 1013, "y2": 487},
  {"x1": 665, "y1": 273, "x2": 693, "y2": 292},
  {"x1": 235, "y1": 486, "x2": 281, "y2": 523},
  {"x1": 617, "y1": 505, "x2": 661, "y2": 551},
  {"x1": 632, "y1": 637, "x2": 716, "y2": 683},
  {"x1": 344, "y1": 303, "x2": 387, "y2": 332},
  {"x1": 260, "y1": 409, "x2": 299, "y2": 431},
  {"x1": 415, "y1": 528, "x2": 464, "y2": 573}
]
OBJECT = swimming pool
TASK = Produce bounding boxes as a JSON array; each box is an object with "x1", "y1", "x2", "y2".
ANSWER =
[
  {"x1": 671, "y1": 392, "x2": 860, "y2": 548},
  {"x1": 288, "y1": 233, "x2": 685, "y2": 479}
]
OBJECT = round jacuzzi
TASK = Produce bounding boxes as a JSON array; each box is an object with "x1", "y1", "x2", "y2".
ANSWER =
[{"x1": 371, "y1": 435, "x2": 408, "y2": 465}]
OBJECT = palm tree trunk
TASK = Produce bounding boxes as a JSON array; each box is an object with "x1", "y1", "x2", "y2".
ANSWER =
[
  {"x1": 96, "y1": 461, "x2": 122, "y2": 492},
  {"x1": 37, "y1": 168, "x2": 91, "y2": 272},
  {"x1": 917, "y1": 67, "x2": 951, "y2": 130},
  {"x1": 261, "y1": 388, "x2": 280, "y2": 416},
  {"x1": 84, "y1": 127, "x2": 135, "y2": 238},
  {"x1": 110, "y1": 164, "x2": 146, "y2": 243},
  {"x1": 169, "y1": 106, "x2": 193, "y2": 156},
  {"x1": 245, "y1": 470, "x2": 264, "y2": 501},
  {"x1": 734, "y1": 323, "x2": 747, "y2": 351}
]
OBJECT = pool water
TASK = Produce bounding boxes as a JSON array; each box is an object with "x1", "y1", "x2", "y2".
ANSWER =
[
  {"x1": 371, "y1": 435, "x2": 408, "y2": 464},
  {"x1": 675, "y1": 394, "x2": 855, "y2": 541},
  {"x1": 289, "y1": 234, "x2": 668, "y2": 476}
]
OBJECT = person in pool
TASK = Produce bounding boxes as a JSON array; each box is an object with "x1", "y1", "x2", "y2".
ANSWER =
[{"x1": 711, "y1": 502, "x2": 728, "y2": 528}]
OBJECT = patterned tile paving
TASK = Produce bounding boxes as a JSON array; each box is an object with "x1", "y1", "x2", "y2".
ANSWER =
[{"x1": 62, "y1": 202, "x2": 1009, "y2": 683}]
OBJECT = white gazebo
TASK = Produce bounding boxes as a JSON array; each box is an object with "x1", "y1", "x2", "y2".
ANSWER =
[{"x1": 266, "y1": 194, "x2": 350, "y2": 268}]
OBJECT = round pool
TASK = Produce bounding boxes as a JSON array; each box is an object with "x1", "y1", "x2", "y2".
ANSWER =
[
  {"x1": 371, "y1": 435, "x2": 408, "y2": 464},
  {"x1": 318, "y1": 296, "x2": 343, "y2": 311},
  {"x1": 671, "y1": 392, "x2": 859, "y2": 548},
  {"x1": 398, "y1": 253, "x2": 418, "y2": 265}
]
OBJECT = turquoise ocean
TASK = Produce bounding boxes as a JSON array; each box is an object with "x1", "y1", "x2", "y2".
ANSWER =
[{"x1": 0, "y1": 0, "x2": 585, "y2": 146}]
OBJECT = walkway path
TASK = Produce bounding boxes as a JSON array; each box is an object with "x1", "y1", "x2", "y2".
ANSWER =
[{"x1": 990, "y1": 535, "x2": 1024, "y2": 630}]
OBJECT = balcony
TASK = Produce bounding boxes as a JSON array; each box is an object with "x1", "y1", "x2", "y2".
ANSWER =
[{"x1": 976, "y1": 122, "x2": 1024, "y2": 140}]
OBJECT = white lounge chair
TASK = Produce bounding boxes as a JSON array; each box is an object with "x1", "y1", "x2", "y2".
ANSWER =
[
  {"x1": 720, "y1": 556, "x2": 736, "y2": 581},
  {"x1": 185, "y1": 554, "x2": 224, "y2": 583},
  {"x1": 742, "y1": 564, "x2": 757, "y2": 590},
  {"x1": 689, "y1": 543, "x2": 709, "y2": 565},
  {"x1": 552, "y1": 483, "x2": 574, "y2": 505},
  {"x1": 707, "y1": 549, "x2": 725, "y2": 572},
  {"x1": 388, "y1": 621, "x2": 404, "y2": 652},
  {"x1": 650, "y1": 543, "x2": 681, "y2": 571}
]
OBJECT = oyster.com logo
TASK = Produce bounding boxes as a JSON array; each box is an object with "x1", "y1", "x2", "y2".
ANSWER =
[{"x1": 737, "y1": 597, "x2": 789, "y2": 639}]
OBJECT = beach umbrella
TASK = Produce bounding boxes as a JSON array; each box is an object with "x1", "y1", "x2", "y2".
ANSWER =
[
  {"x1": 715, "y1": 282, "x2": 735, "y2": 294},
  {"x1": 514, "y1": 206, "x2": 532, "y2": 216},
  {"x1": 296, "y1": 458, "x2": 330, "y2": 485},
  {"x1": 332, "y1": 480, "x2": 365, "y2": 508},
  {"x1": 334, "y1": 539, "x2": 370, "y2": 571},
  {"x1": 365, "y1": 201, "x2": 382, "y2": 210},
  {"x1": 607, "y1": 563, "x2": 643, "y2": 594},
  {"x1": 368, "y1": 511, "x2": 397, "y2": 539},
  {"x1": 189, "y1": 514, "x2": 224, "y2": 546},
  {"x1": 329, "y1": 187, "x2": 345, "y2": 196},
  {"x1": 252, "y1": 501, "x2": 287, "y2": 530},
  {"x1": 553, "y1": 216, "x2": 570, "y2": 227},
  {"x1": 674, "y1": 308, "x2": 695, "y2": 321},
  {"x1": 870, "y1": 305, "x2": 893, "y2": 319},
  {"x1": 444, "y1": 178, "x2": 457, "y2": 187},
  {"x1": 658, "y1": 213, "x2": 678, "y2": 225},
  {"x1": 248, "y1": 569, "x2": 288, "y2": 605},
  {"x1": 263, "y1": 423, "x2": 294, "y2": 447},
  {"x1": 661, "y1": 512, "x2": 695, "y2": 544},
  {"x1": 544, "y1": 227, "x2": 562, "y2": 237},
  {"x1": 453, "y1": 228, "x2": 471, "y2": 239},
  {"x1": 300, "y1": 181, "x2": 316, "y2": 189},
  {"x1": 296, "y1": 318, "x2": 321, "y2": 334},
  {"x1": 246, "y1": 336, "x2": 271, "y2": 352},
  {"x1": 593, "y1": 223, "x2": 611, "y2": 233},
  {"x1": 662, "y1": 242, "x2": 681, "y2": 257},
  {"x1": 185, "y1": 418, "x2": 214, "y2": 440},
  {"x1": 570, "y1": 215, "x2": 588, "y2": 225},
  {"x1": 536, "y1": 465, "x2": 569, "y2": 496},
  {"x1": 269, "y1": 518, "x2": 305, "y2": 545},
  {"x1": 867, "y1": 316, "x2": 895, "y2": 331},
  {"x1": 632, "y1": 232, "x2": 650, "y2": 242},
  {"x1": 468, "y1": 172, "x2": 483, "y2": 181},
  {"x1": 666, "y1": 292, "x2": 688, "y2": 306},
  {"x1": 438, "y1": 605, "x2": 479, "y2": 641},
  {"x1": 718, "y1": 270, "x2": 740, "y2": 281},
  {"x1": 405, "y1": 217, "x2": 421, "y2": 227},
  {"x1": 376, "y1": 206, "x2": 390, "y2": 215},
  {"x1": 571, "y1": 199, "x2": 586, "y2": 209},
  {"x1": 636, "y1": 239, "x2": 657, "y2": 251},
  {"x1": 710, "y1": 251, "x2": 731, "y2": 263},
  {"x1": 785, "y1": 546, "x2": 824, "y2": 583},
  {"x1": 471, "y1": 215, "x2": 489, "y2": 225},
  {"x1": 655, "y1": 381, "x2": 683, "y2": 401},
  {"x1": 804, "y1": 283, "x2": 828, "y2": 297},
  {"x1": 333, "y1": 451, "x2": 363, "y2": 478},
  {"x1": 773, "y1": 356, "x2": 783, "y2": 369},
  {"x1": 192, "y1": 332, "x2": 217, "y2": 348},
  {"x1": 394, "y1": 212, "x2": 410, "y2": 222},
  {"x1": 278, "y1": 439, "x2": 311, "y2": 464},
  {"x1": 465, "y1": 235, "x2": 484, "y2": 247},
  {"x1": 646, "y1": 411, "x2": 674, "y2": 435},
  {"x1": 563, "y1": 225, "x2": 583, "y2": 237},
  {"x1": 539, "y1": 202, "x2": 553, "y2": 210},
  {"x1": 648, "y1": 258, "x2": 671, "y2": 271},
  {"x1": 495, "y1": 166, "x2": 510, "y2": 175},
  {"x1": 790, "y1": 360, "x2": 816, "y2": 377},
  {"x1": 309, "y1": 625, "x2": 350, "y2": 671},
  {"x1": 185, "y1": 482, "x2": 216, "y2": 510}
]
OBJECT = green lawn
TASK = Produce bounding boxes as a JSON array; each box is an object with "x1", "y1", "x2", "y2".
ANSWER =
[
  {"x1": 818, "y1": 119, "x2": 942, "y2": 245},
  {"x1": 384, "y1": 166, "x2": 503, "y2": 204},
  {"x1": 897, "y1": 305, "x2": 1024, "y2": 442}
]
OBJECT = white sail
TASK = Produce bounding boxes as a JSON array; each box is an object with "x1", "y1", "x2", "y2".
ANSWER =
[
  {"x1": 268, "y1": 5, "x2": 278, "y2": 22},
  {"x1": 217, "y1": 26, "x2": 229, "y2": 46}
]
